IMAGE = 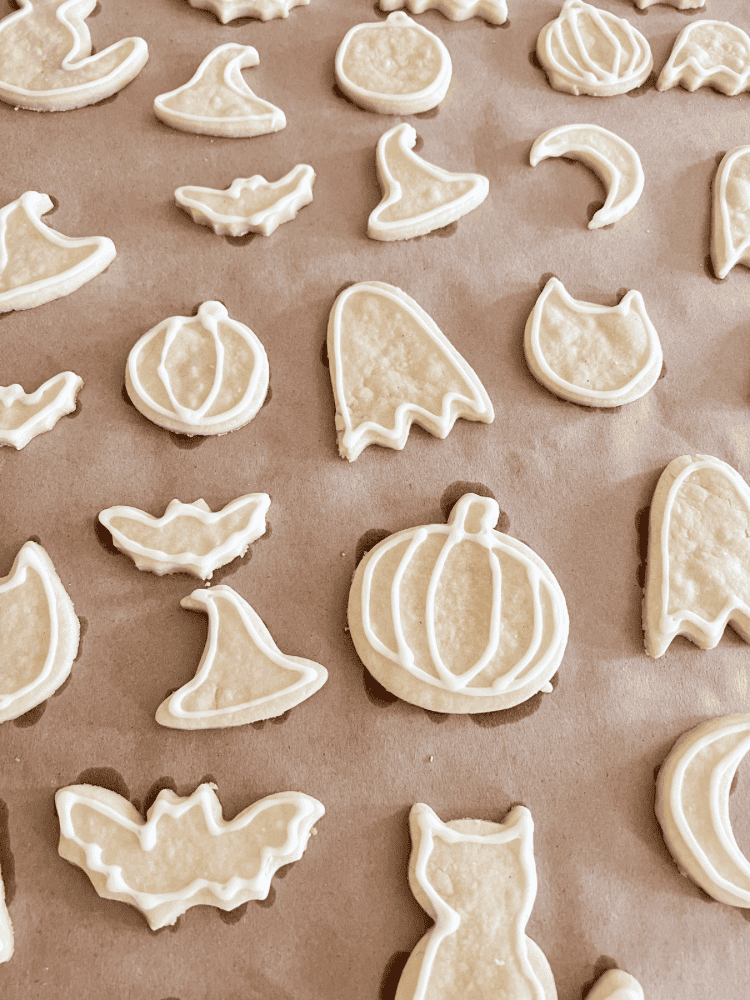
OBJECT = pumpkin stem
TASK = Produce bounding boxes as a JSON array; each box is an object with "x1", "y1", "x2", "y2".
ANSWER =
[{"x1": 448, "y1": 494, "x2": 498, "y2": 535}]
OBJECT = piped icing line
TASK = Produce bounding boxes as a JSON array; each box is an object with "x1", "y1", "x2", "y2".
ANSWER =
[
  {"x1": 0, "y1": 371, "x2": 82, "y2": 450},
  {"x1": 529, "y1": 124, "x2": 644, "y2": 230},
  {"x1": 536, "y1": 0, "x2": 652, "y2": 97},
  {"x1": 175, "y1": 165, "x2": 315, "y2": 238},
  {"x1": 153, "y1": 44, "x2": 286, "y2": 138},
  {"x1": 56, "y1": 783, "x2": 325, "y2": 929},
  {"x1": 98, "y1": 493, "x2": 270, "y2": 580},
  {"x1": 0, "y1": 864, "x2": 12, "y2": 964},
  {"x1": 0, "y1": 192, "x2": 116, "y2": 313},
  {"x1": 0, "y1": 541, "x2": 79, "y2": 722},
  {"x1": 712, "y1": 147, "x2": 750, "y2": 280},
  {"x1": 378, "y1": 0, "x2": 508, "y2": 26},
  {"x1": 656, "y1": 714, "x2": 750, "y2": 907},
  {"x1": 187, "y1": 0, "x2": 310, "y2": 22},
  {"x1": 657, "y1": 21, "x2": 750, "y2": 95},
  {"x1": 155, "y1": 585, "x2": 328, "y2": 728},
  {"x1": 0, "y1": 0, "x2": 148, "y2": 112}
]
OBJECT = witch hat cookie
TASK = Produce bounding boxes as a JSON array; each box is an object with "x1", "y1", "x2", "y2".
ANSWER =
[
  {"x1": 368, "y1": 123, "x2": 488, "y2": 241},
  {"x1": 154, "y1": 44, "x2": 286, "y2": 137},
  {"x1": 328, "y1": 281, "x2": 493, "y2": 461},
  {"x1": 187, "y1": 0, "x2": 309, "y2": 21},
  {"x1": 0, "y1": 0, "x2": 148, "y2": 112},
  {"x1": 156, "y1": 585, "x2": 328, "y2": 729},
  {"x1": 0, "y1": 372, "x2": 83, "y2": 450},
  {"x1": 0, "y1": 192, "x2": 115, "y2": 313}
]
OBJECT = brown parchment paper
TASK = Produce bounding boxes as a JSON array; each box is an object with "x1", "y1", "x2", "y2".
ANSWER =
[{"x1": 2, "y1": 0, "x2": 750, "y2": 997}]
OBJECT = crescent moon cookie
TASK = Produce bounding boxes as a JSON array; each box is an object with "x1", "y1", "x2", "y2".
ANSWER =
[
  {"x1": 537, "y1": 0, "x2": 653, "y2": 97},
  {"x1": 0, "y1": 191, "x2": 116, "y2": 313},
  {"x1": 657, "y1": 21, "x2": 750, "y2": 95},
  {"x1": 126, "y1": 302, "x2": 269, "y2": 437},
  {"x1": 156, "y1": 585, "x2": 328, "y2": 729},
  {"x1": 187, "y1": 0, "x2": 309, "y2": 22},
  {"x1": 529, "y1": 124, "x2": 644, "y2": 230},
  {"x1": 656, "y1": 714, "x2": 750, "y2": 907},
  {"x1": 335, "y1": 13, "x2": 451, "y2": 116},
  {"x1": 0, "y1": 541, "x2": 80, "y2": 724},
  {"x1": 0, "y1": 864, "x2": 12, "y2": 964},
  {"x1": 643, "y1": 455, "x2": 750, "y2": 658},
  {"x1": 0, "y1": 371, "x2": 82, "y2": 450},
  {"x1": 56, "y1": 783, "x2": 324, "y2": 929},
  {"x1": 348, "y1": 493, "x2": 568, "y2": 713},
  {"x1": 0, "y1": 0, "x2": 148, "y2": 112},
  {"x1": 369, "y1": 123, "x2": 489, "y2": 241},
  {"x1": 154, "y1": 44, "x2": 285, "y2": 138},
  {"x1": 378, "y1": 0, "x2": 508, "y2": 26},
  {"x1": 98, "y1": 493, "x2": 270, "y2": 580},
  {"x1": 328, "y1": 282, "x2": 493, "y2": 462},
  {"x1": 524, "y1": 278, "x2": 663, "y2": 408},
  {"x1": 175, "y1": 165, "x2": 315, "y2": 238},
  {"x1": 712, "y1": 147, "x2": 750, "y2": 280}
]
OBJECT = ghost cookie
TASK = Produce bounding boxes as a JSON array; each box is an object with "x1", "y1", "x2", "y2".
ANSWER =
[
  {"x1": 713, "y1": 147, "x2": 750, "y2": 280},
  {"x1": 99, "y1": 494, "x2": 269, "y2": 580},
  {"x1": 0, "y1": 0, "x2": 148, "y2": 112},
  {"x1": 154, "y1": 44, "x2": 285, "y2": 137},
  {"x1": 537, "y1": 0, "x2": 653, "y2": 97},
  {"x1": 0, "y1": 372, "x2": 82, "y2": 450},
  {"x1": 335, "y1": 13, "x2": 451, "y2": 116},
  {"x1": 369, "y1": 123, "x2": 488, "y2": 240},
  {"x1": 328, "y1": 281, "x2": 493, "y2": 461},
  {"x1": 643, "y1": 455, "x2": 750, "y2": 657},
  {"x1": 0, "y1": 541, "x2": 80, "y2": 723},
  {"x1": 658, "y1": 21, "x2": 750, "y2": 95},
  {"x1": 0, "y1": 192, "x2": 115, "y2": 313},
  {"x1": 56, "y1": 783, "x2": 324, "y2": 929},
  {"x1": 187, "y1": 0, "x2": 309, "y2": 21},
  {"x1": 175, "y1": 165, "x2": 315, "y2": 238},
  {"x1": 156, "y1": 585, "x2": 328, "y2": 728},
  {"x1": 348, "y1": 493, "x2": 568, "y2": 713},
  {"x1": 524, "y1": 278, "x2": 663, "y2": 408},
  {"x1": 379, "y1": 0, "x2": 507, "y2": 26}
]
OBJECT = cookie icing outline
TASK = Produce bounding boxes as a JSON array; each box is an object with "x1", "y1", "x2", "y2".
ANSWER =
[
  {"x1": 0, "y1": 541, "x2": 80, "y2": 722},
  {"x1": 0, "y1": 371, "x2": 83, "y2": 450},
  {"x1": 368, "y1": 123, "x2": 489, "y2": 241},
  {"x1": 655, "y1": 714, "x2": 750, "y2": 907},
  {"x1": 175, "y1": 165, "x2": 315, "y2": 238},
  {"x1": 56, "y1": 783, "x2": 324, "y2": 929},
  {"x1": 524, "y1": 278, "x2": 662, "y2": 407},
  {"x1": 657, "y1": 21, "x2": 750, "y2": 95},
  {"x1": 98, "y1": 494, "x2": 270, "y2": 580},
  {"x1": 536, "y1": 0, "x2": 653, "y2": 97},
  {"x1": 0, "y1": 192, "x2": 116, "y2": 313},
  {"x1": 712, "y1": 146, "x2": 750, "y2": 280},
  {"x1": 155, "y1": 585, "x2": 328, "y2": 729},
  {"x1": 126, "y1": 301, "x2": 269, "y2": 436},
  {"x1": 328, "y1": 281, "x2": 493, "y2": 461},
  {"x1": 335, "y1": 12, "x2": 452, "y2": 116},
  {"x1": 378, "y1": 0, "x2": 507, "y2": 26},
  {"x1": 529, "y1": 124, "x2": 644, "y2": 230},
  {"x1": 0, "y1": 865, "x2": 12, "y2": 964},
  {"x1": 153, "y1": 44, "x2": 286, "y2": 138},
  {"x1": 187, "y1": 0, "x2": 309, "y2": 22},
  {"x1": 0, "y1": 0, "x2": 148, "y2": 112}
]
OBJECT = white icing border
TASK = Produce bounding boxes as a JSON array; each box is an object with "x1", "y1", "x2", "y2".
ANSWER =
[
  {"x1": 657, "y1": 21, "x2": 750, "y2": 96},
  {"x1": 0, "y1": 371, "x2": 83, "y2": 449},
  {"x1": 712, "y1": 146, "x2": 750, "y2": 280},
  {"x1": 187, "y1": 0, "x2": 309, "y2": 22},
  {"x1": 378, "y1": 0, "x2": 507, "y2": 26}
]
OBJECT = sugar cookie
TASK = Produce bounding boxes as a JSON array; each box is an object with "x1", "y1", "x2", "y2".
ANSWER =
[
  {"x1": 537, "y1": 0, "x2": 653, "y2": 97},
  {"x1": 643, "y1": 455, "x2": 750, "y2": 657},
  {"x1": 0, "y1": 192, "x2": 115, "y2": 313},
  {"x1": 0, "y1": 0, "x2": 148, "y2": 112},
  {"x1": 0, "y1": 541, "x2": 79, "y2": 723},
  {"x1": 175, "y1": 165, "x2": 315, "y2": 238},
  {"x1": 369, "y1": 123, "x2": 488, "y2": 241},
  {"x1": 126, "y1": 301, "x2": 269, "y2": 436},
  {"x1": 530, "y1": 124, "x2": 644, "y2": 230},
  {"x1": 98, "y1": 494, "x2": 270, "y2": 580},
  {"x1": 656, "y1": 714, "x2": 750, "y2": 907},
  {"x1": 348, "y1": 493, "x2": 568, "y2": 713},
  {"x1": 328, "y1": 281, "x2": 492, "y2": 461},
  {"x1": 585, "y1": 970, "x2": 644, "y2": 1000},
  {"x1": 56, "y1": 782, "x2": 324, "y2": 929},
  {"x1": 524, "y1": 278, "x2": 662, "y2": 408},
  {"x1": 0, "y1": 372, "x2": 82, "y2": 450},
  {"x1": 335, "y1": 12, "x2": 451, "y2": 116},
  {"x1": 658, "y1": 21, "x2": 750, "y2": 95},
  {"x1": 156, "y1": 585, "x2": 328, "y2": 729},
  {"x1": 0, "y1": 864, "x2": 12, "y2": 964},
  {"x1": 187, "y1": 0, "x2": 309, "y2": 21},
  {"x1": 379, "y1": 0, "x2": 507, "y2": 26},
  {"x1": 154, "y1": 44, "x2": 285, "y2": 137},
  {"x1": 712, "y1": 147, "x2": 750, "y2": 280},
  {"x1": 633, "y1": 0, "x2": 702, "y2": 7}
]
